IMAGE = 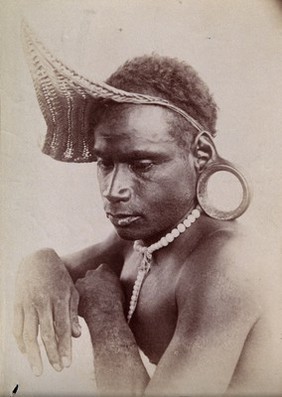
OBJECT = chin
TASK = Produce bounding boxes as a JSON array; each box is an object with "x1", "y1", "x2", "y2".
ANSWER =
[
  {"x1": 114, "y1": 225, "x2": 163, "y2": 243},
  {"x1": 114, "y1": 224, "x2": 156, "y2": 242},
  {"x1": 114, "y1": 227, "x2": 141, "y2": 241}
]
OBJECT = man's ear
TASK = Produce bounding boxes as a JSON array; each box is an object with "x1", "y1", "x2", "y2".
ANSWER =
[{"x1": 193, "y1": 132, "x2": 218, "y2": 173}]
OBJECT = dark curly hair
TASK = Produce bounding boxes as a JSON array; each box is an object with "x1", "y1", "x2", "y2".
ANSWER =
[{"x1": 94, "y1": 55, "x2": 218, "y2": 149}]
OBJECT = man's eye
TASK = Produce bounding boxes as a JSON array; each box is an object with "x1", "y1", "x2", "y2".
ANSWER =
[
  {"x1": 97, "y1": 158, "x2": 114, "y2": 170},
  {"x1": 130, "y1": 160, "x2": 154, "y2": 173}
]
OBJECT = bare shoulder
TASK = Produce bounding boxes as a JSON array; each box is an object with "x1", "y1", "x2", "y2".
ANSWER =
[{"x1": 176, "y1": 216, "x2": 280, "y2": 319}]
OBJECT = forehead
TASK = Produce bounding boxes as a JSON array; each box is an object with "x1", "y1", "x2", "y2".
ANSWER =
[{"x1": 93, "y1": 105, "x2": 178, "y2": 155}]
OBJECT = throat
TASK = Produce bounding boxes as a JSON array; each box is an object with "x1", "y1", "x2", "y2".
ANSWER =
[
  {"x1": 127, "y1": 205, "x2": 202, "y2": 323},
  {"x1": 143, "y1": 205, "x2": 197, "y2": 246}
]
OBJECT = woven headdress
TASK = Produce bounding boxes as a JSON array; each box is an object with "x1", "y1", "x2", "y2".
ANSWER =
[{"x1": 22, "y1": 22, "x2": 213, "y2": 163}]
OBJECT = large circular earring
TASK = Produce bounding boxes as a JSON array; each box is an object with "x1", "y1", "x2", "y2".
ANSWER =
[{"x1": 196, "y1": 160, "x2": 251, "y2": 221}]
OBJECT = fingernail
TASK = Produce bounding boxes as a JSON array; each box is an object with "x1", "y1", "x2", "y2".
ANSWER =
[
  {"x1": 53, "y1": 363, "x2": 62, "y2": 372},
  {"x1": 32, "y1": 366, "x2": 41, "y2": 376},
  {"x1": 74, "y1": 321, "x2": 81, "y2": 329},
  {"x1": 62, "y1": 356, "x2": 71, "y2": 368},
  {"x1": 73, "y1": 323, "x2": 82, "y2": 336}
]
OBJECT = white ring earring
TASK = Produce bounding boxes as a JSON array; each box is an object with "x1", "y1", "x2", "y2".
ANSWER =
[{"x1": 197, "y1": 160, "x2": 251, "y2": 221}]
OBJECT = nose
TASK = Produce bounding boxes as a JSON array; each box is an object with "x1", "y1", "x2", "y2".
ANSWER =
[{"x1": 102, "y1": 165, "x2": 132, "y2": 203}]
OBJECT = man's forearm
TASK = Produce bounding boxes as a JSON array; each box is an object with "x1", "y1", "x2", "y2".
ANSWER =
[{"x1": 86, "y1": 308, "x2": 150, "y2": 396}]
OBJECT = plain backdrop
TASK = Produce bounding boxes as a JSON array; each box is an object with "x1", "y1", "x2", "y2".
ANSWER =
[{"x1": 1, "y1": 0, "x2": 282, "y2": 395}]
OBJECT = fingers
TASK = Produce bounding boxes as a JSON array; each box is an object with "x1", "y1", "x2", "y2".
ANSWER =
[
  {"x1": 70, "y1": 288, "x2": 81, "y2": 338},
  {"x1": 13, "y1": 248, "x2": 79, "y2": 375},
  {"x1": 22, "y1": 306, "x2": 43, "y2": 376},
  {"x1": 39, "y1": 303, "x2": 62, "y2": 372},
  {"x1": 20, "y1": 295, "x2": 78, "y2": 373},
  {"x1": 53, "y1": 299, "x2": 72, "y2": 368},
  {"x1": 13, "y1": 304, "x2": 26, "y2": 354}
]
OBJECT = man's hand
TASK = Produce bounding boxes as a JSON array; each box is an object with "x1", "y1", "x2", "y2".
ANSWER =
[
  {"x1": 75, "y1": 264, "x2": 125, "y2": 321},
  {"x1": 76, "y1": 265, "x2": 150, "y2": 395},
  {"x1": 13, "y1": 249, "x2": 81, "y2": 376}
]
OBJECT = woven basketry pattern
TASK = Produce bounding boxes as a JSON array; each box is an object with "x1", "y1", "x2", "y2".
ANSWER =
[{"x1": 22, "y1": 21, "x2": 207, "y2": 162}]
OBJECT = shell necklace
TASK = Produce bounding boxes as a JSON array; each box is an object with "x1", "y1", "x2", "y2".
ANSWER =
[{"x1": 127, "y1": 205, "x2": 201, "y2": 322}]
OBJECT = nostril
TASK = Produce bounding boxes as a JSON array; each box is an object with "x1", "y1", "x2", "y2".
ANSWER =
[
  {"x1": 101, "y1": 166, "x2": 132, "y2": 202},
  {"x1": 103, "y1": 187, "x2": 131, "y2": 202}
]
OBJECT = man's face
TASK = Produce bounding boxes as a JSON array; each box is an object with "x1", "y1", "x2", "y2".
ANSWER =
[{"x1": 94, "y1": 105, "x2": 198, "y2": 242}]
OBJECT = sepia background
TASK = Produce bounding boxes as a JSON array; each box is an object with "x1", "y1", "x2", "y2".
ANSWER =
[{"x1": 1, "y1": 0, "x2": 282, "y2": 395}]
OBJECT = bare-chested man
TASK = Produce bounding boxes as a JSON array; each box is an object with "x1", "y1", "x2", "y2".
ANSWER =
[{"x1": 13, "y1": 27, "x2": 282, "y2": 396}]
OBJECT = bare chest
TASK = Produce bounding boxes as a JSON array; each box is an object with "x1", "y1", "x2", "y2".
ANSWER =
[{"x1": 120, "y1": 253, "x2": 180, "y2": 363}]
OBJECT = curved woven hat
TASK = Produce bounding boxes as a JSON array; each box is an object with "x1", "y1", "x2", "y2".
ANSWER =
[{"x1": 22, "y1": 21, "x2": 211, "y2": 163}]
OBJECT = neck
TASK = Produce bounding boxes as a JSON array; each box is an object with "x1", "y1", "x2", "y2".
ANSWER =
[
  {"x1": 135, "y1": 204, "x2": 201, "y2": 258},
  {"x1": 154, "y1": 217, "x2": 202, "y2": 265},
  {"x1": 142, "y1": 201, "x2": 197, "y2": 246},
  {"x1": 129, "y1": 204, "x2": 201, "y2": 322}
]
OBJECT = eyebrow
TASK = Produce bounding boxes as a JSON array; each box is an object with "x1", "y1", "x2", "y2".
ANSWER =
[{"x1": 93, "y1": 148, "x2": 169, "y2": 161}]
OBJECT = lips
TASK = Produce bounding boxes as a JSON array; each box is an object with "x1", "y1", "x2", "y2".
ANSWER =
[{"x1": 106, "y1": 213, "x2": 141, "y2": 227}]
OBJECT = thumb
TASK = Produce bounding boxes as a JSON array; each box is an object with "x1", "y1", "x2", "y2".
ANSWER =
[{"x1": 70, "y1": 288, "x2": 81, "y2": 338}]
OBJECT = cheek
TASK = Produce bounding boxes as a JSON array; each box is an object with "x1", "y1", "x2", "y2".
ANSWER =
[
  {"x1": 159, "y1": 162, "x2": 197, "y2": 197},
  {"x1": 144, "y1": 170, "x2": 197, "y2": 212},
  {"x1": 137, "y1": 163, "x2": 197, "y2": 237},
  {"x1": 97, "y1": 169, "x2": 109, "y2": 195}
]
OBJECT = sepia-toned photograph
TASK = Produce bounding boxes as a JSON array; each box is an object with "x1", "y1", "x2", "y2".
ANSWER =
[{"x1": 1, "y1": 1, "x2": 282, "y2": 396}]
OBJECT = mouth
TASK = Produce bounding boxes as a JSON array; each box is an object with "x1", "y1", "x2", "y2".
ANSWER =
[{"x1": 106, "y1": 213, "x2": 141, "y2": 227}]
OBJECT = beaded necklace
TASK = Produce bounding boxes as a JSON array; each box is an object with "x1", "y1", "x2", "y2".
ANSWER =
[{"x1": 127, "y1": 205, "x2": 201, "y2": 322}]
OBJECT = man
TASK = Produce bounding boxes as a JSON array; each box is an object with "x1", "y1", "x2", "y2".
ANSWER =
[{"x1": 13, "y1": 25, "x2": 281, "y2": 396}]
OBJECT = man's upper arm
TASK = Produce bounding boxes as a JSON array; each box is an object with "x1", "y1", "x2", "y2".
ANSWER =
[{"x1": 145, "y1": 232, "x2": 263, "y2": 395}]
